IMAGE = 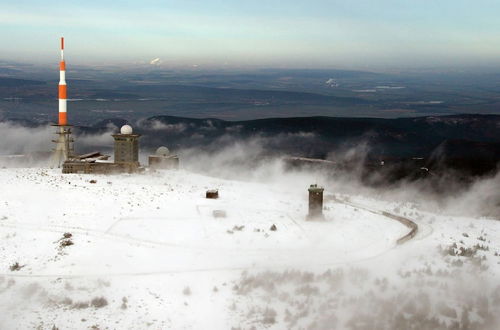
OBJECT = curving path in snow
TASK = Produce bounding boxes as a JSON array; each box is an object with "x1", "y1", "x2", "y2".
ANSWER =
[{"x1": 0, "y1": 168, "x2": 414, "y2": 278}]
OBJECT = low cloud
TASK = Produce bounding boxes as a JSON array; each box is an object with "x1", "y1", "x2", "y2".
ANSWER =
[
  {"x1": 0, "y1": 122, "x2": 117, "y2": 165},
  {"x1": 179, "y1": 134, "x2": 499, "y2": 218},
  {"x1": 137, "y1": 119, "x2": 188, "y2": 133},
  {"x1": 150, "y1": 58, "x2": 161, "y2": 65},
  {"x1": 0, "y1": 121, "x2": 497, "y2": 218},
  {"x1": 0, "y1": 122, "x2": 52, "y2": 155}
]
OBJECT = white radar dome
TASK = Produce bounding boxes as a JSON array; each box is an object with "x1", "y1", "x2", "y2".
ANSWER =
[
  {"x1": 156, "y1": 146, "x2": 170, "y2": 157},
  {"x1": 120, "y1": 125, "x2": 133, "y2": 135}
]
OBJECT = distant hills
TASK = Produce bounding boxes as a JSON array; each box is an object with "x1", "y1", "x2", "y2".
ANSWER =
[
  {"x1": 0, "y1": 77, "x2": 45, "y2": 87},
  {"x1": 1, "y1": 113, "x2": 498, "y2": 185},
  {"x1": 2, "y1": 65, "x2": 500, "y2": 121},
  {"x1": 80, "y1": 114, "x2": 500, "y2": 177}
]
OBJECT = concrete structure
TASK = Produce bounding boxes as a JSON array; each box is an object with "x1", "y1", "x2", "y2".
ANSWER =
[
  {"x1": 112, "y1": 125, "x2": 141, "y2": 171},
  {"x1": 206, "y1": 189, "x2": 219, "y2": 199},
  {"x1": 62, "y1": 152, "x2": 113, "y2": 174},
  {"x1": 62, "y1": 125, "x2": 142, "y2": 174},
  {"x1": 307, "y1": 184, "x2": 324, "y2": 220},
  {"x1": 52, "y1": 125, "x2": 74, "y2": 167},
  {"x1": 148, "y1": 146, "x2": 179, "y2": 170},
  {"x1": 212, "y1": 210, "x2": 226, "y2": 218},
  {"x1": 52, "y1": 37, "x2": 73, "y2": 167},
  {"x1": 62, "y1": 161, "x2": 119, "y2": 174}
]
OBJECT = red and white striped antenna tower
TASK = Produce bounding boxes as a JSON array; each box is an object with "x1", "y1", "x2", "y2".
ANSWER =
[
  {"x1": 58, "y1": 37, "x2": 67, "y2": 125},
  {"x1": 51, "y1": 36, "x2": 74, "y2": 167}
]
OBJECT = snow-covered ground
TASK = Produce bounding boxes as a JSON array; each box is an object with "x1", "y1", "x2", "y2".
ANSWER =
[{"x1": 0, "y1": 167, "x2": 499, "y2": 329}]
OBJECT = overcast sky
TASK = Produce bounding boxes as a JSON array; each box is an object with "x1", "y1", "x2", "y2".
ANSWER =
[{"x1": 1, "y1": 0, "x2": 499, "y2": 69}]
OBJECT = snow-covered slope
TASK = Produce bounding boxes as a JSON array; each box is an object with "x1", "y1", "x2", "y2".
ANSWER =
[{"x1": 0, "y1": 168, "x2": 498, "y2": 329}]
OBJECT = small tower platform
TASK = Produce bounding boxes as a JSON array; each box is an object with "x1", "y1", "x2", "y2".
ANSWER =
[{"x1": 51, "y1": 124, "x2": 74, "y2": 167}]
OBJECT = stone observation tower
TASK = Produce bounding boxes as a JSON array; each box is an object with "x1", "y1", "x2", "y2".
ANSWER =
[
  {"x1": 112, "y1": 125, "x2": 141, "y2": 172},
  {"x1": 307, "y1": 184, "x2": 324, "y2": 220}
]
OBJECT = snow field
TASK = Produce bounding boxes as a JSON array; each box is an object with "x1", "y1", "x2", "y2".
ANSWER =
[{"x1": 0, "y1": 167, "x2": 498, "y2": 329}]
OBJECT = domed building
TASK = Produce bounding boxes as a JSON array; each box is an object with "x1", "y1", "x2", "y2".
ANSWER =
[
  {"x1": 61, "y1": 124, "x2": 179, "y2": 174},
  {"x1": 62, "y1": 125, "x2": 143, "y2": 174},
  {"x1": 148, "y1": 146, "x2": 179, "y2": 170},
  {"x1": 112, "y1": 124, "x2": 141, "y2": 171}
]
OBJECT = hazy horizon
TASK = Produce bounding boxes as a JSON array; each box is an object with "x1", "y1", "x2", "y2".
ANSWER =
[{"x1": 1, "y1": 1, "x2": 500, "y2": 70}]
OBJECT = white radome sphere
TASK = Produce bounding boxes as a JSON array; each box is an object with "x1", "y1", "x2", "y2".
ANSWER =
[
  {"x1": 120, "y1": 125, "x2": 133, "y2": 134},
  {"x1": 156, "y1": 146, "x2": 170, "y2": 157}
]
